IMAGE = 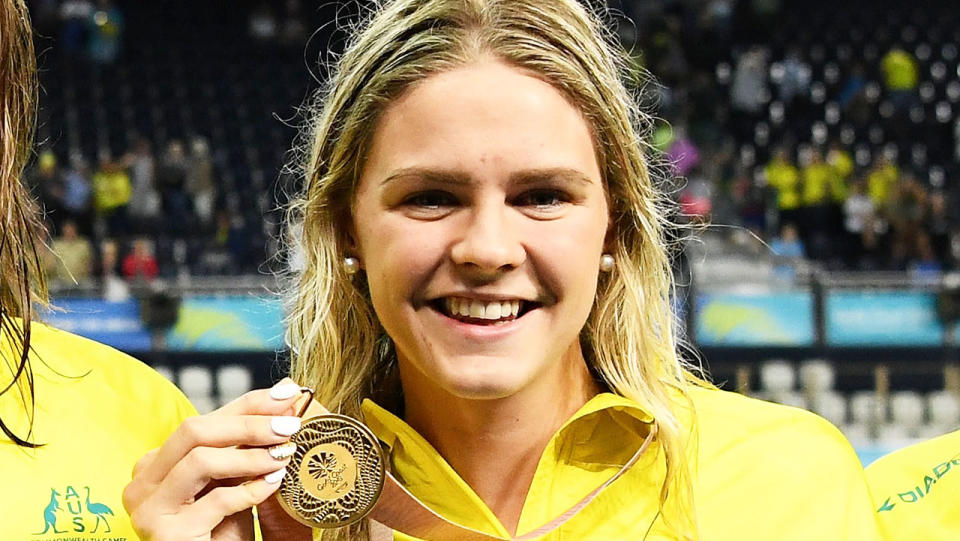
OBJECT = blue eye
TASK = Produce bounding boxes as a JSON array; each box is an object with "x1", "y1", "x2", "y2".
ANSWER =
[
  {"x1": 404, "y1": 191, "x2": 456, "y2": 209},
  {"x1": 517, "y1": 190, "x2": 565, "y2": 208}
]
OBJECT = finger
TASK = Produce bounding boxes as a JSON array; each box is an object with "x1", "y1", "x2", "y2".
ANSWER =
[
  {"x1": 136, "y1": 414, "x2": 302, "y2": 487},
  {"x1": 182, "y1": 473, "x2": 288, "y2": 533},
  {"x1": 132, "y1": 448, "x2": 159, "y2": 478},
  {"x1": 158, "y1": 445, "x2": 293, "y2": 504},
  {"x1": 213, "y1": 378, "x2": 305, "y2": 418}
]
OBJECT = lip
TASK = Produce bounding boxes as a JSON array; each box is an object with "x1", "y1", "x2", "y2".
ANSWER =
[
  {"x1": 426, "y1": 303, "x2": 530, "y2": 340},
  {"x1": 430, "y1": 292, "x2": 537, "y2": 303}
]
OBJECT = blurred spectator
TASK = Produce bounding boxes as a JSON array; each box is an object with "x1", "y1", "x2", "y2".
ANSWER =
[
  {"x1": 888, "y1": 175, "x2": 928, "y2": 255},
  {"x1": 46, "y1": 220, "x2": 93, "y2": 284},
  {"x1": 924, "y1": 191, "x2": 954, "y2": 265},
  {"x1": 770, "y1": 222, "x2": 804, "y2": 279},
  {"x1": 187, "y1": 137, "x2": 216, "y2": 226},
  {"x1": 100, "y1": 239, "x2": 129, "y2": 301},
  {"x1": 62, "y1": 152, "x2": 93, "y2": 235},
  {"x1": 826, "y1": 142, "x2": 854, "y2": 184},
  {"x1": 125, "y1": 137, "x2": 160, "y2": 229},
  {"x1": 92, "y1": 151, "x2": 131, "y2": 235},
  {"x1": 730, "y1": 167, "x2": 765, "y2": 232},
  {"x1": 59, "y1": 0, "x2": 92, "y2": 56},
  {"x1": 764, "y1": 147, "x2": 801, "y2": 229},
  {"x1": 800, "y1": 147, "x2": 843, "y2": 209},
  {"x1": 866, "y1": 156, "x2": 898, "y2": 210},
  {"x1": 858, "y1": 224, "x2": 887, "y2": 271},
  {"x1": 666, "y1": 125, "x2": 701, "y2": 177},
  {"x1": 881, "y1": 47, "x2": 918, "y2": 111},
  {"x1": 730, "y1": 46, "x2": 768, "y2": 114},
  {"x1": 156, "y1": 140, "x2": 195, "y2": 235},
  {"x1": 799, "y1": 148, "x2": 843, "y2": 260},
  {"x1": 843, "y1": 180, "x2": 876, "y2": 264},
  {"x1": 909, "y1": 233, "x2": 942, "y2": 278},
  {"x1": 28, "y1": 150, "x2": 66, "y2": 233},
  {"x1": 208, "y1": 210, "x2": 252, "y2": 273},
  {"x1": 679, "y1": 170, "x2": 713, "y2": 222},
  {"x1": 122, "y1": 238, "x2": 159, "y2": 281},
  {"x1": 773, "y1": 47, "x2": 811, "y2": 106},
  {"x1": 87, "y1": 0, "x2": 124, "y2": 64}
]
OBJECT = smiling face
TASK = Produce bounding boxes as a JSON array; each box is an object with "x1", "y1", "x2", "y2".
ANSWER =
[{"x1": 351, "y1": 59, "x2": 609, "y2": 403}]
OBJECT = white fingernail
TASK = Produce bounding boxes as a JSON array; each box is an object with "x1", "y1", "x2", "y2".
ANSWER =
[
  {"x1": 270, "y1": 382, "x2": 301, "y2": 400},
  {"x1": 265, "y1": 467, "x2": 287, "y2": 484},
  {"x1": 268, "y1": 441, "x2": 297, "y2": 460},
  {"x1": 271, "y1": 416, "x2": 301, "y2": 436}
]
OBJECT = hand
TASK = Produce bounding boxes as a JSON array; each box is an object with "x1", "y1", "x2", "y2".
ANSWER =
[
  {"x1": 256, "y1": 493, "x2": 314, "y2": 541},
  {"x1": 123, "y1": 379, "x2": 306, "y2": 541}
]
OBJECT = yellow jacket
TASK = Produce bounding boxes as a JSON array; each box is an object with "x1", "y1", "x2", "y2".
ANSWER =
[
  {"x1": 1, "y1": 321, "x2": 196, "y2": 539},
  {"x1": 334, "y1": 387, "x2": 881, "y2": 540},
  {"x1": 866, "y1": 430, "x2": 960, "y2": 541}
]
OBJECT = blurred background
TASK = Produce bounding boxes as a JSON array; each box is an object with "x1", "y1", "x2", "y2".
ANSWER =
[{"x1": 25, "y1": 0, "x2": 960, "y2": 463}]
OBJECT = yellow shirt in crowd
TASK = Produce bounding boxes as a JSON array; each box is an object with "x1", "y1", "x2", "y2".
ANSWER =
[
  {"x1": 802, "y1": 161, "x2": 843, "y2": 206},
  {"x1": 326, "y1": 387, "x2": 881, "y2": 540},
  {"x1": 765, "y1": 159, "x2": 801, "y2": 210},
  {"x1": 868, "y1": 164, "x2": 899, "y2": 208},
  {"x1": 92, "y1": 169, "x2": 132, "y2": 213},
  {"x1": 866, "y1": 430, "x2": 960, "y2": 541},
  {"x1": 0, "y1": 321, "x2": 196, "y2": 540}
]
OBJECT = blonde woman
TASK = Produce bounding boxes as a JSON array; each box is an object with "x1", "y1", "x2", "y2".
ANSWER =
[
  {"x1": 0, "y1": 0, "x2": 196, "y2": 538},
  {"x1": 125, "y1": 1, "x2": 881, "y2": 539}
]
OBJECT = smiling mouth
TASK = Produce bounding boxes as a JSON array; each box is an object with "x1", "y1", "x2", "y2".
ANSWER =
[{"x1": 432, "y1": 297, "x2": 538, "y2": 325}]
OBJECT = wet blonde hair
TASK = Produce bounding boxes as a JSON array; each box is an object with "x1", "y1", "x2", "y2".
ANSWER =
[
  {"x1": 286, "y1": 0, "x2": 705, "y2": 538},
  {"x1": 0, "y1": 0, "x2": 46, "y2": 447}
]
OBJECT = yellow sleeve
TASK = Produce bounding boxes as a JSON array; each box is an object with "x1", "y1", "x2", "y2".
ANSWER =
[
  {"x1": 692, "y1": 390, "x2": 884, "y2": 541},
  {"x1": 866, "y1": 431, "x2": 960, "y2": 541}
]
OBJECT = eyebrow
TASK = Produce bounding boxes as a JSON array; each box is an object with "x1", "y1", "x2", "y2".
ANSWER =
[{"x1": 380, "y1": 167, "x2": 596, "y2": 187}]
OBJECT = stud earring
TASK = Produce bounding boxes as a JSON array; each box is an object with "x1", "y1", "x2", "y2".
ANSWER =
[
  {"x1": 599, "y1": 254, "x2": 615, "y2": 272},
  {"x1": 343, "y1": 257, "x2": 360, "y2": 275}
]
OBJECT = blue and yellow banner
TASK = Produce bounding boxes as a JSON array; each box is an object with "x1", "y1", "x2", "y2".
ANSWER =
[
  {"x1": 165, "y1": 295, "x2": 285, "y2": 351},
  {"x1": 694, "y1": 292, "x2": 814, "y2": 346}
]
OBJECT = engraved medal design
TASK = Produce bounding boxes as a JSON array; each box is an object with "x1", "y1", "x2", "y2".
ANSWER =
[{"x1": 277, "y1": 413, "x2": 386, "y2": 528}]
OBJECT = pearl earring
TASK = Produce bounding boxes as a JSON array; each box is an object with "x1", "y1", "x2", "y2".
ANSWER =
[
  {"x1": 599, "y1": 254, "x2": 615, "y2": 272},
  {"x1": 343, "y1": 257, "x2": 360, "y2": 275}
]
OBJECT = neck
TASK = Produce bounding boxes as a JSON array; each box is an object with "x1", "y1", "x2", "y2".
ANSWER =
[{"x1": 400, "y1": 350, "x2": 602, "y2": 534}]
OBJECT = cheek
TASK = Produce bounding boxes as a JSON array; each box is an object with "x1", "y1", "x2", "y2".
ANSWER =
[
  {"x1": 359, "y1": 218, "x2": 438, "y2": 305},
  {"x1": 527, "y1": 218, "x2": 606, "y2": 302}
]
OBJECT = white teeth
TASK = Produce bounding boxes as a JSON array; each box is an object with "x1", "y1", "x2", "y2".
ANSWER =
[{"x1": 443, "y1": 298, "x2": 525, "y2": 320}]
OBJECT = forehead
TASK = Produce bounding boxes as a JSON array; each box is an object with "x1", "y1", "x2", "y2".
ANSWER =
[{"x1": 359, "y1": 59, "x2": 603, "y2": 187}]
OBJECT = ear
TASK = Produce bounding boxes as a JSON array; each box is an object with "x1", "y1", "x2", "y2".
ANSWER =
[
  {"x1": 602, "y1": 213, "x2": 616, "y2": 254},
  {"x1": 339, "y1": 208, "x2": 361, "y2": 256}
]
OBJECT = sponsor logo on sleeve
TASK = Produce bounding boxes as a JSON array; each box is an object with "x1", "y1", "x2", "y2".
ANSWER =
[{"x1": 877, "y1": 452, "x2": 960, "y2": 513}]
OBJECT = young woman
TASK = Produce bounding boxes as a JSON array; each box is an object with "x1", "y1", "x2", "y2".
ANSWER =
[
  {"x1": 125, "y1": 1, "x2": 881, "y2": 539},
  {"x1": 0, "y1": 1, "x2": 195, "y2": 538}
]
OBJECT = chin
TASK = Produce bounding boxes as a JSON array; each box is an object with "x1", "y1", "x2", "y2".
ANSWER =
[{"x1": 428, "y1": 356, "x2": 539, "y2": 401}]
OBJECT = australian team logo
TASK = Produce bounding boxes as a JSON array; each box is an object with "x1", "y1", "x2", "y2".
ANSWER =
[{"x1": 34, "y1": 485, "x2": 119, "y2": 539}]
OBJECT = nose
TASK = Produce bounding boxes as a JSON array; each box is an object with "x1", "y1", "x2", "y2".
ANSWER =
[{"x1": 450, "y1": 199, "x2": 525, "y2": 275}]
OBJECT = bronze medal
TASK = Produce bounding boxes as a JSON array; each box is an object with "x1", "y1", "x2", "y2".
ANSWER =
[{"x1": 277, "y1": 411, "x2": 386, "y2": 528}]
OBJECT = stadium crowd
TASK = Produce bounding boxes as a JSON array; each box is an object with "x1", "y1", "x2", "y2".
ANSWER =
[{"x1": 31, "y1": 0, "x2": 960, "y2": 286}]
